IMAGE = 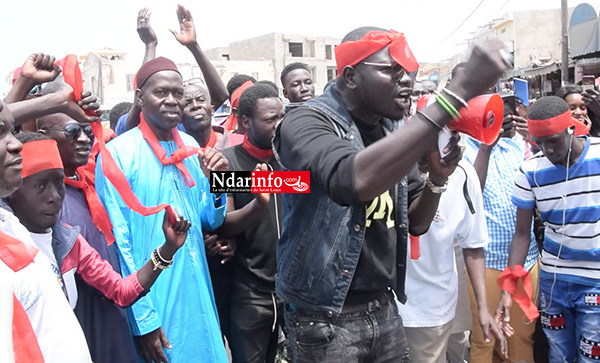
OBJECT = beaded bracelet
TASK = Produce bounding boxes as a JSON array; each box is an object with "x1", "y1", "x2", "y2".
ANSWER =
[
  {"x1": 442, "y1": 88, "x2": 469, "y2": 109},
  {"x1": 156, "y1": 246, "x2": 173, "y2": 264},
  {"x1": 433, "y1": 91, "x2": 460, "y2": 121},
  {"x1": 151, "y1": 248, "x2": 173, "y2": 271},
  {"x1": 416, "y1": 110, "x2": 443, "y2": 131}
]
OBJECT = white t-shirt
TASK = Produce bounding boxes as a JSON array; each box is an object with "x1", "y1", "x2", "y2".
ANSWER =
[
  {"x1": 0, "y1": 208, "x2": 91, "y2": 363},
  {"x1": 30, "y1": 230, "x2": 78, "y2": 308},
  {"x1": 398, "y1": 161, "x2": 489, "y2": 327}
]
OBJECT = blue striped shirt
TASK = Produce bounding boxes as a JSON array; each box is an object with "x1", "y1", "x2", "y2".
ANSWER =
[
  {"x1": 513, "y1": 136, "x2": 600, "y2": 283},
  {"x1": 464, "y1": 136, "x2": 538, "y2": 271}
]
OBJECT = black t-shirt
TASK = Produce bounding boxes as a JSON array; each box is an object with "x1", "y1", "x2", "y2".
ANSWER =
[
  {"x1": 347, "y1": 118, "x2": 397, "y2": 294},
  {"x1": 277, "y1": 108, "x2": 424, "y2": 296},
  {"x1": 221, "y1": 145, "x2": 282, "y2": 292}
]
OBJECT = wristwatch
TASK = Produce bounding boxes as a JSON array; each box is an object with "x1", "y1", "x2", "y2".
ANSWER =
[{"x1": 426, "y1": 177, "x2": 448, "y2": 194}]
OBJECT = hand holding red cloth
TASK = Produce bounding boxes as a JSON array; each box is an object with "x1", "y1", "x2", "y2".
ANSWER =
[{"x1": 497, "y1": 265, "x2": 539, "y2": 321}]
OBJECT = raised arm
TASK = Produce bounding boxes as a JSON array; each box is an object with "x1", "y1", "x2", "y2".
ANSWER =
[
  {"x1": 351, "y1": 39, "x2": 508, "y2": 202},
  {"x1": 170, "y1": 4, "x2": 229, "y2": 109},
  {"x1": 5, "y1": 53, "x2": 61, "y2": 104},
  {"x1": 137, "y1": 8, "x2": 158, "y2": 65}
]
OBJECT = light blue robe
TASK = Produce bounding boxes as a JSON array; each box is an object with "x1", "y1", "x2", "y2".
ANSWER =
[{"x1": 96, "y1": 127, "x2": 227, "y2": 362}]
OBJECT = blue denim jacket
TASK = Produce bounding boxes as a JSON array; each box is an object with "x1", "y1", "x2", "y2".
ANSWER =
[{"x1": 273, "y1": 85, "x2": 410, "y2": 317}]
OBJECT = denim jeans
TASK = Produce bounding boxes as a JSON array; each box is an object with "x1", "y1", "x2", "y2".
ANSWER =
[
  {"x1": 284, "y1": 293, "x2": 410, "y2": 363},
  {"x1": 539, "y1": 275, "x2": 600, "y2": 363}
]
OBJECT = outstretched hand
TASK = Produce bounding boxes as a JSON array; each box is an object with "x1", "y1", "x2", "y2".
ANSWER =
[
  {"x1": 18, "y1": 53, "x2": 62, "y2": 86},
  {"x1": 169, "y1": 4, "x2": 196, "y2": 47},
  {"x1": 137, "y1": 8, "x2": 158, "y2": 46}
]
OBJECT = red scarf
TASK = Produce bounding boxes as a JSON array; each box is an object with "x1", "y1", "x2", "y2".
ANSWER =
[
  {"x1": 91, "y1": 122, "x2": 177, "y2": 225},
  {"x1": 497, "y1": 265, "x2": 539, "y2": 321},
  {"x1": 242, "y1": 134, "x2": 273, "y2": 160},
  {"x1": 0, "y1": 231, "x2": 44, "y2": 363},
  {"x1": 64, "y1": 171, "x2": 116, "y2": 245},
  {"x1": 222, "y1": 81, "x2": 254, "y2": 133},
  {"x1": 138, "y1": 114, "x2": 200, "y2": 188},
  {"x1": 203, "y1": 128, "x2": 217, "y2": 150}
]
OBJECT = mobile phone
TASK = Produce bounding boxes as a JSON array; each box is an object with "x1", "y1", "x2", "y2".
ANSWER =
[
  {"x1": 582, "y1": 75, "x2": 595, "y2": 91},
  {"x1": 502, "y1": 94, "x2": 516, "y2": 116}
]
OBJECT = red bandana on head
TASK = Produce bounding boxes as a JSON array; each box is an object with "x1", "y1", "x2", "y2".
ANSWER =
[
  {"x1": 334, "y1": 30, "x2": 419, "y2": 74},
  {"x1": 222, "y1": 81, "x2": 254, "y2": 133},
  {"x1": 528, "y1": 110, "x2": 589, "y2": 138},
  {"x1": 21, "y1": 139, "x2": 63, "y2": 178}
]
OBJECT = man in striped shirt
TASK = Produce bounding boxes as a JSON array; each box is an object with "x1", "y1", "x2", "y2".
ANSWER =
[{"x1": 498, "y1": 96, "x2": 600, "y2": 362}]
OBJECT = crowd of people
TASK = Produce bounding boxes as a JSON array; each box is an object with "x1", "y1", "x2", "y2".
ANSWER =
[{"x1": 3, "y1": 5, "x2": 600, "y2": 363}]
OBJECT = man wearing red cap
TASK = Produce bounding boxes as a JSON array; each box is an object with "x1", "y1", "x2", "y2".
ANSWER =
[
  {"x1": 95, "y1": 56, "x2": 229, "y2": 362},
  {"x1": 497, "y1": 96, "x2": 600, "y2": 362},
  {"x1": 274, "y1": 26, "x2": 509, "y2": 361}
]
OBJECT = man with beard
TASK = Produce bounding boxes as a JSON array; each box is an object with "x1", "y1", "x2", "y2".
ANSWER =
[
  {"x1": 273, "y1": 26, "x2": 509, "y2": 362},
  {"x1": 96, "y1": 57, "x2": 229, "y2": 362},
  {"x1": 219, "y1": 83, "x2": 285, "y2": 363}
]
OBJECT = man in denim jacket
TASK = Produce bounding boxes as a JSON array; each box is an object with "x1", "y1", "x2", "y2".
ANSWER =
[{"x1": 273, "y1": 26, "x2": 509, "y2": 362}]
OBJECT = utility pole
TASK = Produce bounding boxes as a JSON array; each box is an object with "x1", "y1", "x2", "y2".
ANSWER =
[{"x1": 561, "y1": 0, "x2": 569, "y2": 85}]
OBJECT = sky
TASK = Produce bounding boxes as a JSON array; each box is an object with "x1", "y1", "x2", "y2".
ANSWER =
[{"x1": 1, "y1": 0, "x2": 599, "y2": 94}]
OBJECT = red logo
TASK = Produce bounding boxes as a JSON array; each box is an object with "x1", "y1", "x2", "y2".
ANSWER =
[{"x1": 251, "y1": 171, "x2": 310, "y2": 193}]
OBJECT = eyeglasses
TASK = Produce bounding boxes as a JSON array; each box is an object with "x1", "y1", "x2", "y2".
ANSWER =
[
  {"x1": 183, "y1": 77, "x2": 206, "y2": 87},
  {"x1": 44, "y1": 124, "x2": 94, "y2": 141},
  {"x1": 361, "y1": 62, "x2": 406, "y2": 82}
]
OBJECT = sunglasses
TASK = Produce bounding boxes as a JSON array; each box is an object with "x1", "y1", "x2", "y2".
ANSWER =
[
  {"x1": 361, "y1": 61, "x2": 406, "y2": 82},
  {"x1": 45, "y1": 124, "x2": 94, "y2": 141}
]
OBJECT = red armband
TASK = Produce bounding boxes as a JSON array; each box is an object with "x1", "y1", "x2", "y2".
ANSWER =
[{"x1": 497, "y1": 265, "x2": 539, "y2": 321}]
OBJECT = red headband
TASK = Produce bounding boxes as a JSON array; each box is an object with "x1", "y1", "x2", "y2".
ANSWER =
[
  {"x1": 334, "y1": 30, "x2": 419, "y2": 74},
  {"x1": 528, "y1": 110, "x2": 589, "y2": 137},
  {"x1": 222, "y1": 80, "x2": 254, "y2": 133},
  {"x1": 21, "y1": 139, "x2": 64, "y2": 179}
]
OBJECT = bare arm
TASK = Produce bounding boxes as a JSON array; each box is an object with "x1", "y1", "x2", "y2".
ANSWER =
[
  {"x1": 8, "y1": 89, "x2": 100, "y2": 127},
  {"x1": 5, "y1": 53, "x2": 61, "y2": 104},
  {"x1": 472, "y1": 144, "x2": 493, "y2": 190},
  {"x1": 137, "y1": 8, "x2": 157, "y2": 64},
  {"x1": 495, "y1": 207, "x2": 535, "y2": 337},
  {"x1": 170, "y1": 4, "x2": 229, "y2": 109},
  {"x1": 464, "y1": 247, "x2": 508, "y2": 358}
]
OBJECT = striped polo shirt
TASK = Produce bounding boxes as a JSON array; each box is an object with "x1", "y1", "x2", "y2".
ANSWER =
[{"x1": 513, "y1": 136, "x2": 600, "y2": 284}]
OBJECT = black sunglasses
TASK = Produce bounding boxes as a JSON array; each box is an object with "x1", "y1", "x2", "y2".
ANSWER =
[{"x1": 45, "y1": 124, "x2": 94, "y2": 141}]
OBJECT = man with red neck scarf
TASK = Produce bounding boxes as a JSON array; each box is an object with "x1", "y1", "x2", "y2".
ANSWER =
[
  {"x1": 218, "y1": 84, "x2": 285, "y2": 363},
  {"x1": 95, "y1": 57, "x2": 229, "y2": 363},
  {"x1": 274, "y1": 26, "x2": 509, "y2": 362}
]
